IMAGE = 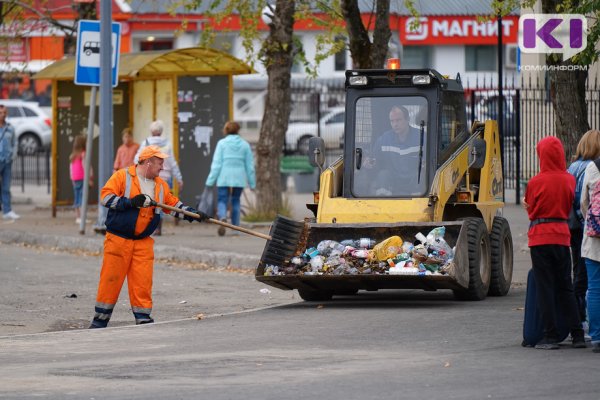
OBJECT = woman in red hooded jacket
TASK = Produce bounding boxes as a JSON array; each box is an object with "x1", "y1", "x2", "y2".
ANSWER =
[{"x1": 524, "y1": 136, "x2": 585, "y2": 349}]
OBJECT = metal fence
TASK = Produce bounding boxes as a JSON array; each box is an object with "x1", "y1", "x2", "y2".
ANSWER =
[
  {"x1": 289, "y1": 76, "x2": 600, "y2": 203},
  {"x1": 11, "y1": 148, "x2": 51, "y2": 193}
]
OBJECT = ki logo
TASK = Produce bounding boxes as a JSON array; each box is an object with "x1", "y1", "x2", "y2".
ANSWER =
[{"x1": 518, "y1": 14, "x2": 587, "y2": 60}]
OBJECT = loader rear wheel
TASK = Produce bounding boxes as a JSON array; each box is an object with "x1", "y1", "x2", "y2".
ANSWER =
[
  {"x1": 453, "y1": 218, "x2": 491, "y2": 301},
  {"x1": 488, "y1": 216, "x2": 513, "y2": 296},
  {"x1": 298, "y1": 289, "x2": 333, "y2": 302}
]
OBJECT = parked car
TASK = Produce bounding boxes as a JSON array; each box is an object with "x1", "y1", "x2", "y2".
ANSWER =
[
  {"x1": 0, "y1": 99, "x2": 52, "y2": 154},
  {"x1": 285, "y1": 107, "x2": 345, "y2": 154},
  {"x1": 470, "y1": 92, "x2": 518, "y2": 138}
]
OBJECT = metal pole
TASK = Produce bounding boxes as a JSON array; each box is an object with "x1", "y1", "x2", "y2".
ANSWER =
[
  {"x1": 79, "y1": 86, "x2": 97, "y2": 234},
  {"x1": 94, "y1": 0, "x2": 114, "y2": 234},
  {"x1": 497, "y1": 12, "x2": 504, "y2": 202}
]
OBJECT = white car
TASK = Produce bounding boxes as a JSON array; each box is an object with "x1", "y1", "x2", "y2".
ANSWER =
[
  {"x1": 0, "y1": 99, "x2": 52, "y2": 154},
  {"x1": 285, "y1": 107, "x2": 345, "y2": 154}
]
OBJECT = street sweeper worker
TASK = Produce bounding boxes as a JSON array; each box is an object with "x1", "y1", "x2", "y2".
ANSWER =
[{"x1": 89, "y1": 145, "x2": 208, "y2": 328}]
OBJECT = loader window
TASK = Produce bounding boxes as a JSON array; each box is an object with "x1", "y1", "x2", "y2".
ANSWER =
[
  {"x1": 352, "y1": 96, "x2": 429, "y2": 198},
  {"x1": 439, "y1": 91, "x2": 468, "y2": 164}
]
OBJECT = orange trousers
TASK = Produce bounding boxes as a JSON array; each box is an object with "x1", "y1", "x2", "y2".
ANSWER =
[{"x1": 94, "y1": 233, "x2": 154, "y2": 325}]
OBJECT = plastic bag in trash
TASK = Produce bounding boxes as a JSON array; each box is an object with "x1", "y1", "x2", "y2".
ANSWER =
[{"x1": 372, "y1": 236, "x2": 403, "y2": 261}]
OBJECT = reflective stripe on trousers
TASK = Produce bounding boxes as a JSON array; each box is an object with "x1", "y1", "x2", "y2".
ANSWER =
[{"x1": 92, "y1": 232, "x2": 154, "y2": 327}]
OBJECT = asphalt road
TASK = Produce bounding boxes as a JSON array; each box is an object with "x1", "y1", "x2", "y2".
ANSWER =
[
  {"x1": 1, "y1": 244, "x2": 600, "y2": 399},
  {"x1": 0, "y1": 243, "x2": 298, "y2": 336}
]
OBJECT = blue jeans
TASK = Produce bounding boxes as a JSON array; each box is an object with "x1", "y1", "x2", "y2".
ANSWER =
[
  {"x1": 0, "y1": 160, "x2": 12, "y2": 213},
  {"x1": 72, "y1": 180, "x2": 83, "y2": 208},
  {"x1": 586, "y1": 258, "x2": 600, "y2": 343},
  {"x1": 217, "y1": 187, "x2": 243, "y2": 226}
]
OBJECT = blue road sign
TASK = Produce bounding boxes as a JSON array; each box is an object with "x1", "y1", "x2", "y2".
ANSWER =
[{"x1": 75, "y1": 20, "x2": 121, "y2": 87}]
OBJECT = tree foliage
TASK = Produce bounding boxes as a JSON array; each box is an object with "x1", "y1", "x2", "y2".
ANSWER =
[
  {"x1": 175, "y1": 0, "x2": 348, "y2": 215},
  {"x1": 0, "y1": 0, "x2": 96, "y2": 59}
]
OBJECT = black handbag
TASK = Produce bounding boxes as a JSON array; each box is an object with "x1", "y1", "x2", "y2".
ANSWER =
[{"x1": 197, "y1": 185, "x2": 217, "y2": 218}]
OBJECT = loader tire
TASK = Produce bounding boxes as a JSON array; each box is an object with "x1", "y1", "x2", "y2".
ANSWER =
[
  {"x1": 488, "y1": 216, "x2": 513, "y2": 296},
  {"x1": 298, "y1": 289, "x2": 333, "y2": 302},
  {"x1": 453, "y1": 218, "x2": 491, "y2": 301}
]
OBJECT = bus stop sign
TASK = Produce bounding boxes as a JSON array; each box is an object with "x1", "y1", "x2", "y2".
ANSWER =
[{"x1": 75, "y1": 20, "x2": 121, "y2": 87}]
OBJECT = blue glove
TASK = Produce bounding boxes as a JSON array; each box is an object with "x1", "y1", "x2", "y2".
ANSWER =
[{"x1": 183, "y1": 206, "x2": 209, "y2": 223}]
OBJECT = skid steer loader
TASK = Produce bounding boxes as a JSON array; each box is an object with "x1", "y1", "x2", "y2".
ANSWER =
[{"x1": 256, "y1": 65, "x2": 513, "y2": 302}]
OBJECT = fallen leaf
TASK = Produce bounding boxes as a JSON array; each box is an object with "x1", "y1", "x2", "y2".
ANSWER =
[
  {"x1": 317, "y1": 304, "x2": 324, "y2": 309},
  {"x1": 196, "y1": 313, "x2": 205, "y2": 320},
  {"x1": 444, "y1": 361, "x2": 451, "y2": 368}
]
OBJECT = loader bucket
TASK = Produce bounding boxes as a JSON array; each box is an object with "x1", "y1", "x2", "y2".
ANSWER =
[{"x1": 256, "y1": 220, "x2": 471, "y2": 293}]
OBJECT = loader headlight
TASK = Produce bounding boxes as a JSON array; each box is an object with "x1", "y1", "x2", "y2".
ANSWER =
[
  {"x1": 412, "y1": 75, "x2": 431, "y2": 85},
  {"x1": 349, "y1": 76, "x2": 368, "y2": 86}
]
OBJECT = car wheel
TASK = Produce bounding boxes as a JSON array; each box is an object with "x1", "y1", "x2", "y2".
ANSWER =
[
  {"x1": 18, "y1": 133, "x2": 41, "y2": 155},
  {"x1": 297, "y1": 135, "x2": 312, "y2": 155}
]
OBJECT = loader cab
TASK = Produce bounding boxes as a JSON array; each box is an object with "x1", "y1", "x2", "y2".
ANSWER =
[{"x1": 342, "y1": 68, "x2": 469, "y2": 199}]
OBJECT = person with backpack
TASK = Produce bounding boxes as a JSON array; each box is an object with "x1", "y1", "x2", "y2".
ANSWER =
[
  {"x1": 581, "y1": 149, "x2": 600, "y2": 353},
  {"x1": 523, "y1": 136, "x2": 586, "y2": 350},
  {"x1": 567, "y1": 129, "x2": 600, "y2": 328}
]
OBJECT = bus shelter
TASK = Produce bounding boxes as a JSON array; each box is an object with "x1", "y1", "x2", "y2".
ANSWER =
[{"x1": 34, "y1": 47, "x2": 253, "y2": 214}]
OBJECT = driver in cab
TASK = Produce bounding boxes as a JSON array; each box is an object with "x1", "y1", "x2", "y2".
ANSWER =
[
  {"x1": 372, "y1": 105, "x2": 421, "y2": 166},
  {"x1": 359, "y1": 105, "x2": 426, "y2": 196}
]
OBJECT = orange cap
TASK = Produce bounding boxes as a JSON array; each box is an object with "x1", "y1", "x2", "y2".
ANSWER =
[{"x1": 138, "y1": 145, "x2": 169, "y2": 162}]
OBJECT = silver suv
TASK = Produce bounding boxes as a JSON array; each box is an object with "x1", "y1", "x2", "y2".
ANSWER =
[{"x1": 0, "y1": 99, "x2": 51, "y2": 154}]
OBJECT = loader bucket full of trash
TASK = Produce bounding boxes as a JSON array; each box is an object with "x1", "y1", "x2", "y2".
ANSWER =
[{"x1": 256, "y1": 221, "x2": 470, "y2": 293}]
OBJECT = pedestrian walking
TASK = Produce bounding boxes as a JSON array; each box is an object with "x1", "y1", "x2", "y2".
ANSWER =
[
  {"x1": 113, "y1": 127, "x2": 139, "y2": 172},
  {"x1": 69, "y1": 134, "x2": 93, "y2": 224},
  {"x1": 567, "y1": 129, "x2": 600, "y2": 327},
  {"x1": 134, "y1": 120, "x2": 183, "y2": 235},
  {"x1": 0, "y1": 104, "x2": 20, "y2": 220},
  {"x1": 523, "y1": 136, "x2": 586, "y2": 350},
  {"x1": 205, "y1": 121, "x2": 256, "y2": 236},
  {"x1": 580, "y1": 152, "x2": 600, "y2": 353},
  {"x1": 89, "y1": 145, "x2": 208, "y2": 328}
]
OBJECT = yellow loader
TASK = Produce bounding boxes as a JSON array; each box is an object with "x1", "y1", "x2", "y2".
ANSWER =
[{"x1": 256, "y1": 66, "x2": 513, "y2": 302}]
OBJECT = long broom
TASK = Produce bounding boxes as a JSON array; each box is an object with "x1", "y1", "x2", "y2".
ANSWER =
[{"x1": 150, "y1": 201, "x2": 305, "y2": 266}]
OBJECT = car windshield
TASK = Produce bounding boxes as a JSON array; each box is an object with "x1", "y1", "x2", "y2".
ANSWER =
[{"x1": 351, "y1": 96, "x2": 429, "y2": 198}]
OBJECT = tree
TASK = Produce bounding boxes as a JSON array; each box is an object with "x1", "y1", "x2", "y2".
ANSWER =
[
  {"x1": 340, "y1": 0, "x2": 391, "y2": 69},
  {"x1": 493, "y1": 0, "x2": 600, "y2": 159},
  {"x1": 0, "y1": 0, "x2": 96, "y2": 57},
  {"x1": 178, "y1": 0, "x2": 345, "y2": 217}
]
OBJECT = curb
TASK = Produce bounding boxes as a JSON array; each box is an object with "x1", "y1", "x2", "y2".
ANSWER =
[{"x1": 0, "y1": 230, "x2": 260, "y2": 270}]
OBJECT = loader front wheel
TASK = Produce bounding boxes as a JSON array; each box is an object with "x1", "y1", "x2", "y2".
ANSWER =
[
  {"x1": 488, "y1": 216, "x2": 513, "y2": 296},
  {"x1": 298, "y1": 289, "x2": 333, "y2": 302},
  {"x1": 453, "y1": 218, "x2": 491, "y2": 301}
]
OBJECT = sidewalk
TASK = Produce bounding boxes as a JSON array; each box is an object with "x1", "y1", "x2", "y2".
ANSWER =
[
  {"x1": 2, "y1": 183, "x2": 315, "y2": 270},
  {"x1": 1, "y1": 184, "x2": 531, "y2": 281}
]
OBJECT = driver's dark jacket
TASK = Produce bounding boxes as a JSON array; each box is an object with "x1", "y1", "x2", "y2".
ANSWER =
[{"x1": 372, "y1": 127, "x2": 421, "y2": 170}]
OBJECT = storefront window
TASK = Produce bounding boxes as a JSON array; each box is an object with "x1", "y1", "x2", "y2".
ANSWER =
[
  {"x1": 402, "y1": 46, "x2": 431, "y2": 69},
  {"x1": 465, "y1": 45, "x2": 497, "y2": 71}
]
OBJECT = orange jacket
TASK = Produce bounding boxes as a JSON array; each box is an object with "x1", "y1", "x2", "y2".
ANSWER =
[{"x1": 101, "y1": 165, "x2": 182, "y2": 239}]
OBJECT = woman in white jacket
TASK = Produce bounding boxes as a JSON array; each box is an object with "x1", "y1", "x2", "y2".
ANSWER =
[
  {"x1": 581, "y1": 152, "x2": 600, "y2": 353},
  {"x1": 134, "y1": 120, "x2": 184, "y2": 191},
  {"x1": 134, "y1": 120, "x2": 184, "y2": 235}
]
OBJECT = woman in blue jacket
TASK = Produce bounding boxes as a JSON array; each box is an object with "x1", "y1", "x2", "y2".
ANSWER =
[{"x1": 205, "y1": 121, "x2": 256, "y2": 236}]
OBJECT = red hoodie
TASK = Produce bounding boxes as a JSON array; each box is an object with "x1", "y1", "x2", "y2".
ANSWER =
[{"x1": 524, "y1": 136, "x2": 574, "y2": 247}]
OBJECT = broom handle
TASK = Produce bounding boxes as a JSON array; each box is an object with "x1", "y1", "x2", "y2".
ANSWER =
[{"x1": 152, "y1": 201, "x2": 272, "y2": 241}]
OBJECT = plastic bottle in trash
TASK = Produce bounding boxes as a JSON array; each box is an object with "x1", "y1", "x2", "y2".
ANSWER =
[
  {"x1": 415, "y1": 232, "x2": 428, "y2": 246},
  {"x1": 341, "y1": 238, "x2": 377, "y2": 249},
  {"x1": 310, "y1": 255, "x2": 324, "y2": 272},
  {"x1": 317, "y1": 240, "x2": 345, "y2": 257}
]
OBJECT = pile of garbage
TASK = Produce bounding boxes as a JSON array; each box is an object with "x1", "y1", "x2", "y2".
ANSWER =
[{"x1": 264, "y1": 227, "x2": 454, "y2": 277}]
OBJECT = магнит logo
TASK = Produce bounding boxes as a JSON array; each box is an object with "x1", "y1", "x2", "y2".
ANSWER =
[{"x1": 518, "y1": 14, "x2": 587, "y2": 60}]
